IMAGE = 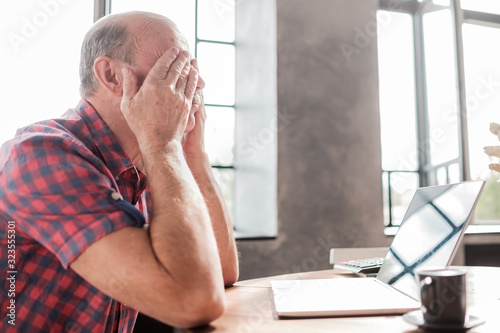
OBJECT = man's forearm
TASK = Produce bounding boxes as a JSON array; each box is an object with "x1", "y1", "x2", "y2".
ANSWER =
[
  {"x1": 186, "y1": 154, "x2": 239, "y2": 286},
  {"x1": 70, "y1": 140, "x2": 226, "y2": 327},
  {"x1": 142, "y1": 142, "x2": 224, "y2": 287}
]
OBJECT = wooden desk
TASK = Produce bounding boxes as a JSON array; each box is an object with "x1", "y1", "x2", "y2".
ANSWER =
[{"x1": 181, "y1": 267, "x2": 500, "y2": 333}]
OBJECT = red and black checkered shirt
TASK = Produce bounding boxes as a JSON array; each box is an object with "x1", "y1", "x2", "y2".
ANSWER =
[{"x1": 0, "y1": 99, "x2": 149, "y2": 332}]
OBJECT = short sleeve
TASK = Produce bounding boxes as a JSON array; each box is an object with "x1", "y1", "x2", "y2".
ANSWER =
[{"x1": 0, "y1": 129, "x2": 145, "y2": 268}]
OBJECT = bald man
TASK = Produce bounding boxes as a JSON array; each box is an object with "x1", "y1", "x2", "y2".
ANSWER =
[{"x1": 0, "y1": 11, "x2": 238, "y2": 332}]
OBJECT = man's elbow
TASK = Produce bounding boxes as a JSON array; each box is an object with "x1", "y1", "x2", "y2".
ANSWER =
[
  {"x1": 224, "y1": 266, "x2": 239, "y2": 287},
  {"x1": 173, "y1": 287, "x2": 226, "y2": 328}
]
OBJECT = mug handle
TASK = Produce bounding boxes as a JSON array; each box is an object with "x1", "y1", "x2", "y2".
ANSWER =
[{"x1": 420, "y1": 276, "x2": 433, "y2": 312}]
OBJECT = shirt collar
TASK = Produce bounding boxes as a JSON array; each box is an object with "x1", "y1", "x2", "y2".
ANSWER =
[{"x1": 73, "y1": 99, "x2": 135, "y2": 179}]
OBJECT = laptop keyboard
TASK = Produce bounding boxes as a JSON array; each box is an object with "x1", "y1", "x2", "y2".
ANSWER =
[{"x1": 336, "y1": 257, "x2": 385, "y2": 274}]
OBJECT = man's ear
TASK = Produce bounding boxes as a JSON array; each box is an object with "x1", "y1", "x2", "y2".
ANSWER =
[{"x1": 93, "y1": 56, "x2": 125, "y2": 97}]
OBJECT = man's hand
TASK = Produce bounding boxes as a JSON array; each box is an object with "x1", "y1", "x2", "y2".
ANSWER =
[
  {"x1": 120, "y1": 48, "x2": 199, "y2": 155},
  {"x1": 182, "y1": 59, "x2": 207, "y2": 162},
  {"x1": 180, "y1": 59, "x2": 239, "y2": 285},
  {"x1": 484, "y1": 122, "x2": 500, "y2": 172}
]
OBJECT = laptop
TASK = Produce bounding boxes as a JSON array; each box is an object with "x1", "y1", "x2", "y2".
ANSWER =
[{"x1": 271, "y1": 180, "x2": 485, "y2": 317}]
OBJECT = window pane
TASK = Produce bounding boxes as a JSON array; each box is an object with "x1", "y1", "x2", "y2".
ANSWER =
[
  {"x1": 382, "y1": 172, "x2": 420, "y2": 226},
  {"x1": 474, "y1": 177, "x2": 500, "y2": 222},
  {"x1": 212, "y1": 168, "x2": 234, "y2": 221},
  {"x1": 448, "y1": 163, "x2": 460, "y2": 183},
  {"x1": 0, "y1": 1, "x2": 94, "y2": 146},
  {"x1": 461, "y1": 0, "x2": 500, "y2": 15},
  {"x1": 111, "y1": 0, "x2": 196, "y2": 53},
  {"x1": 197, "y1": 42, "x2": 235, "y2": 105},
  {"x1": 390, "y1": 172, "x2": 419, "y2": 226},
  {"x1": 436, "y1": 167, "x2": 447, "y2": 185},
  {"x1": 377, "y1": 11, "x2": 418, "y2": 171},
  {"x1": 197, "y1": 0, "x2": 235, "y2": 42},
  {"x1": 433, "y1": 0, "x2": 450, "y2": 6},
  {"x1": 463, "y1": 24, "x2": 500, "y2": 179},
  {"x1": 462, "y1": 23, "x2": 500, "y2": 221},
  {"x1": 205, "y1": 106, "x2": 235, "y2": 165},
  {"x1": 423, "y1": 10, "x2": 460, "y2": 167}
]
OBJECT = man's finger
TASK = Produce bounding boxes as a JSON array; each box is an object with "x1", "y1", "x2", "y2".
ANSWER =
[
  {"x1": 191, "y1": 58, "x2": 199, "y2": 71},
  {"x1": 146, "y1": 47, "x2": 181, "y2": 83},
  {"x1": 164, "y1": 50, "x2": 190, "y2": 86},
  {"x1": 176, "y1": 61, "x2": 191, "y2": 92},
  {"x1": 193, "y1": 91, "x2": 203, "y2": 107},
  {"x1": 121, "y1": 67, "x2": 138, "y2": 110},
  {"x1": 184, "y1": 68, "x2": 198, "y2": 102}
]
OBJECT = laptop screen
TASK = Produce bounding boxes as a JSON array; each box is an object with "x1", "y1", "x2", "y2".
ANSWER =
[{"x1": 376, "y1": 181, "x2": 484, "y2": 300}]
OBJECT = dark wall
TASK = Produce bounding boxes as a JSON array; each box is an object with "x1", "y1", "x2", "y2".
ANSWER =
[
  {"x1": 465, "y1": 244, "x2": 500, "y2": 267},
  {"x1": 237, "y1": 0, "x2": 391, "y2": 280}
]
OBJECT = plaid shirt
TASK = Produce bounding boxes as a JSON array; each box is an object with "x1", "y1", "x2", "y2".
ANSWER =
[{"x1": 0, "y1": 99, "x2": 149, "y2": 332}]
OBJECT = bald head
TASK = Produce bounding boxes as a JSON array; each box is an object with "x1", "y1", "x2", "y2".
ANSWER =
[{"x1": 79, "y1": 11, "x2": 187, "y2": 98}]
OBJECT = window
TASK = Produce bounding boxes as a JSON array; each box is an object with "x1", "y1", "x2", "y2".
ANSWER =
[
  {"x1": 378, "y1": 0, "x2": 500, "y2": 233},
  {"x1": 377, "y1": 10, "x2": 419, "y2": 226}
]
